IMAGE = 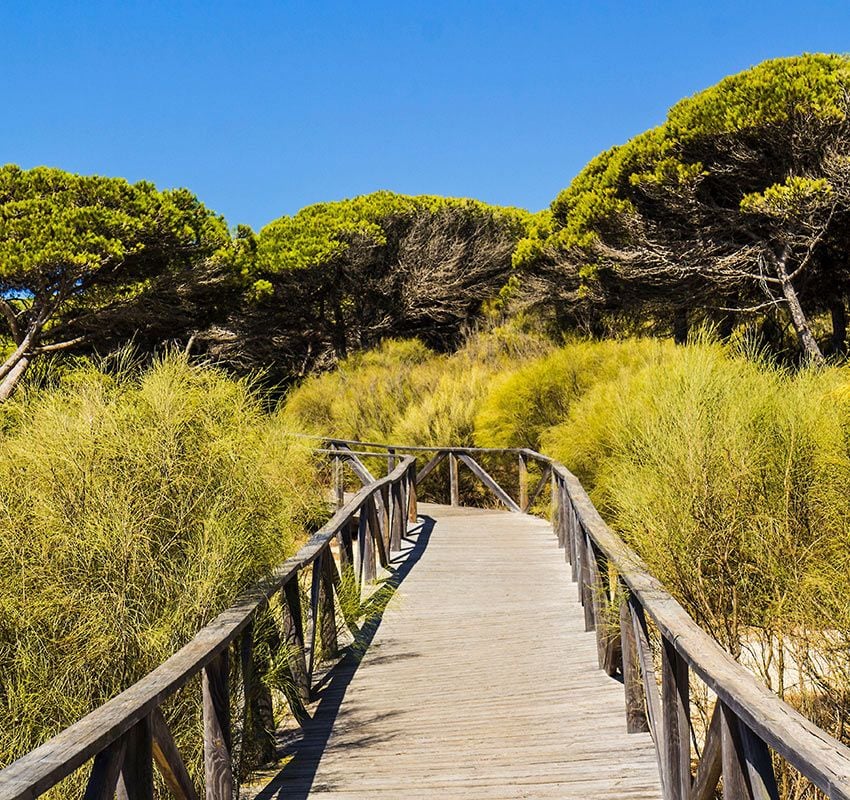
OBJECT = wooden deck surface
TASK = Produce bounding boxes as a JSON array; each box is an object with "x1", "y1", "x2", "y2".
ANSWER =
[{"x1": 244, "y1": 503, "x2": 663, "y2": 799}]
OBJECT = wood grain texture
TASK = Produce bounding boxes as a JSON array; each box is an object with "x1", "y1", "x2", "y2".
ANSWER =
[
  {"x1": 203, "y1": 652, "x2": 233, "y2": 800},
  {"x1": 244, "y1": 503, "x2": 662, "y2": 799},
  {"x1": 151, "y1": 708, "x2": 199, "y2": 800},
  {"x1": 116, "y1": 716, "x2": 153, "y2": 800}
]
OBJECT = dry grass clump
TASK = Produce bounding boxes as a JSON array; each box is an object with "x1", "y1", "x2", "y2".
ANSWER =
[
  {"x1": 474, "y1": 338, "x2": 670, "y2": 449},
  {"x1": 280, "y1": 338, "x2": 434, "y2": 441},
  {"x1": 0, "y1": 356, "x2": 325, "y2": 788}
]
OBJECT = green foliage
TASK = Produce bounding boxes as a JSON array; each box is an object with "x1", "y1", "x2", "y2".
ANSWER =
[
  {"x1": 280, "y1": 338, "x2": 436, "y2": 440},
  {"x1": 0, "y1": 356, "x2": 324, "y2": 788},
  {"x1": 740, "y1": 175, "x2": 833, "y2": 218},
  {"x1": 474, "y1": 339, "x2": 671, "y2": 449},
  {"x1": 512, "y1": 54, "x2": 850, "y2": 359},
  {"x1": 665, "y1": 53, "x2": 850, "y2": 139},
  {"x1": 0, "y1": 165, "x2": 233, "y2": 397},
  {"x1": 257, "y1": 191, "x2": 530, "y2": 275},
  {"x1": 538, "y1": 54, "x2": 850, "y2": 254},
  {"x1": 542, "y1": 344, "x2": 850, "y2": 671}
]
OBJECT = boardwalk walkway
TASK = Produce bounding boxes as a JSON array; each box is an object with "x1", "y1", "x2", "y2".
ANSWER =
[{"x1": 246, "y1": 503, "x2": 663, "y2": 799}]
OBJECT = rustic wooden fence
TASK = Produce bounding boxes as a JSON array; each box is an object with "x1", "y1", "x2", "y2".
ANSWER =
[
  {"x1": 4, "y1": 435, "x2": 850, "y2": 800},
  {"x1": 0, "y1": 453, "x2": 417, "y2": 800}
]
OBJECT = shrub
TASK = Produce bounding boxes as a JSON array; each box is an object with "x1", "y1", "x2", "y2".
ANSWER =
[
  {"x1": 0, "y1": 356, "x2": 324, "y2": 791},
  {"x1": 474, "y1": 338, "x2": 669, "y2": 449}
]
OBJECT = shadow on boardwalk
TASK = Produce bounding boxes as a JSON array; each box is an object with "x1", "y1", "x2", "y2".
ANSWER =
[{"x1": 249, "y1": 516, "x2": 435, "y2": 800}]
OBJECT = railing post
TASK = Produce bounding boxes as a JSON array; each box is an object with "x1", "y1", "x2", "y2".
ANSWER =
[
  {"x1": 556, "y1": 483, "x2": 567, "y2": 548},
  {"x1": 449, "y1": 451, "x2": 459, "y2": 506},
  {"x1": 661, "y1": 636, "x2": 691, "y2": 799},
  {"x1": 236, "y1": 622, "x2": 276, "y2": 776},
  {"x1": 333, "y1": 455, "x2": 344, "y2": 510},
  {"x1": 387, "y1": 447, "x2": 395, "y2": 475},
  {"x1": 518, "y1": 453, "x2": 528, "y2": 511},
  {"x1": 408, "y1": 465, "x2": 418, "y2": 523},
  {"x1": 619, "y1": 589, "x2": 649, "y2": 734},
  {"x1": 390, "y1": 482, "x2": 404, "y2": 552},
  {"x1": 283, "y1": 578, "x2": 310, "y2": 702},
  {"x1": 116, "y1": 716, "x2": 154, "y2": 800},
  {"x1": 202, "y1": 650, "x2": 233, "y2": 800},
  {"x1": 360, "y1": 498, "x2": 377, "y2": 584},
  {"x1": 320, "y1": 549, "x2": 339, "y2": 659},
  {"x1": 720, "y1": 702, "x2": 780, "y2": 800}
]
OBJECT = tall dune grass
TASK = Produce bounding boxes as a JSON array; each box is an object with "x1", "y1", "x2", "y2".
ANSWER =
[{"x1": 0, "y1": 356, "x2": 325, "y2": 791}]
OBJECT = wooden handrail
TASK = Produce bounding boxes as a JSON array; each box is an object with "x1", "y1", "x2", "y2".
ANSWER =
[{"x1": 0, "y1": 454, "x2": 417, "y2": 800}]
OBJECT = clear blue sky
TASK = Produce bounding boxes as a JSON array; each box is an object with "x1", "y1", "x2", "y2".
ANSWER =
[{"x1": 1, "y1": 1, "x2": 849, "y2": 230}]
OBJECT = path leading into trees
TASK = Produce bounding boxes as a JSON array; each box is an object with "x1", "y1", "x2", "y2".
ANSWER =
[{"x1": 244, "y1": 502, "x2": 662, "y2": 800}]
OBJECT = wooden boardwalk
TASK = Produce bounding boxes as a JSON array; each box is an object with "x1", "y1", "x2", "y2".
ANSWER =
[{"x1": 245, "y1": 503, "x2": 663, "y2": 799}]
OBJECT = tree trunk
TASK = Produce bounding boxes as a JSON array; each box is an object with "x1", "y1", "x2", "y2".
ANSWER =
[
  {"x1": 831, "y1": 297, "x2": 847, "y2": 355},
  {"x1": 673, "y1": 308, "x2": 689, "y2": 345},
  {"x1": 0, "y1": 355, "x2": 31, "y2": 401},
  {"x1": 772, "y1": 248, "x2": 824, "y2": 365}
]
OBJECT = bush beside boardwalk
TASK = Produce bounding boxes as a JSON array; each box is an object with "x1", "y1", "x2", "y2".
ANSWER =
[{"x1": 0, "y1": 356, "x2": 325, "y2": 794}]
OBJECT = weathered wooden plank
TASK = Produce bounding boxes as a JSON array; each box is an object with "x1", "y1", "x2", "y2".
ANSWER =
[
  {"x1": 619, "y1": 594, "x2": 649, "y2": 734},
  {"x1": 585, "y1": 539, "x2": 608, "y2": 668},
  {"x1": 117, "y1": 716, "x2": 154, "y2": 800},
  {"x1": 518, "y1": 453, "x2": 528, "y2": 511},
  {"x1": 449, "y1": 452, "x2": 460, "y2": 506},
  {"x1": 202, "y1": 651, "x2": 232, "y2": 800},
  {"x1": 631, "y1": 598, "x2": 667, "y2": 795},
  {"x1": 662, "y1": 636, "x2": 691, "y2": 800},
  {"x1": 333, "y1": 455, "x2": 344, "y2": 509},
  {"x1": 307, "y1": 555, "x2": 323, "y2": 680},
  {"x1": 237, "y1": 621, "x2": 276, "y2": 775},
  {"x1": 248, "y1": 502, "x2": 662, "y2": 800},
  {"x1": 523, "y1": 464, "x2": 551, "y2": 513},
  {"x1": 368, "y1": 494, "x2": 389, "y2": 569},
  {"x1": 457, "y1": 454, "x2": 522, "y2": 513},
  {"x1": 320, "y1": 549, "x2": 339, "y2": 660},
  {"x1": 721, "y1": 702, "x2": 780, "y2": 800},
  {"x1": 283, "y1": 578, "x2": 310, "y2": 703},
  {"x1": 721, "y1": 702, "x2": 752, "y2": 799},
  {"x1": 151, "y1": 708, "x2": 199, "y2": 800},
  {"x1": 416, "y1": 450, "x2": 446, "y2": 485},
  {"x1": 407, "y1": 468, "x2": 418, "y2": 522},
  {"x1": 579, "y1": 532, "x2": 595, "y2": 632},
  {"x1": 83, "y1": 735, "x2": 126, "y2": 800},
  {"x1": 359, "y1": 500, "x2": 377, "y2": 584},
  {"x1": 690, "y1": 702, "x2": 722, "y2": 800},
  {"x1": 389, "y1": 482, "x2": 403, "y2": 552}
]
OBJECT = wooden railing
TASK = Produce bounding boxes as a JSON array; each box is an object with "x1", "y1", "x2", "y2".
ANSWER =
[
  {"x1": 4, "y1": 434, "x2": 850, "y2": 800},
  {"x1": 321, "y1": 438, "x2": 850, "y2": 800},
  {"x1": 0, "y1": 453, "x2": 417, "y2": 800}
]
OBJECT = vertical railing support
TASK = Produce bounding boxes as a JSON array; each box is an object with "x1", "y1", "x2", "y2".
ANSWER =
[
  {"x1": 320, "y1": 549, "x2": 339, "y2": 659},
  {"x1": 449, "y1": 451, "x2": 459, "y2": 506},
  {"x1": 117, "y1": 716, "x2": 154, "y2": 800},
  {"x1": 518, "y1": 452, "x2": 528, "y2": 511},
  {"x1": 662, "y1": 637, "x2": 691, "y2": 800},
  {"x1": 408, "y1": 465, "x2": 418, "y2": 523},
  {"x1": 721, "y1": 702, "x2": 780, "y2": 800},
  {"x1": 202, "y1": 651, "x2": 233, "y2": 800},
  {"x1": 619, "y1": 590, "x2": 649, "y2": 733},
  {"x1": 333, "y1": 455, "x2": 344, "y2": 510}
]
